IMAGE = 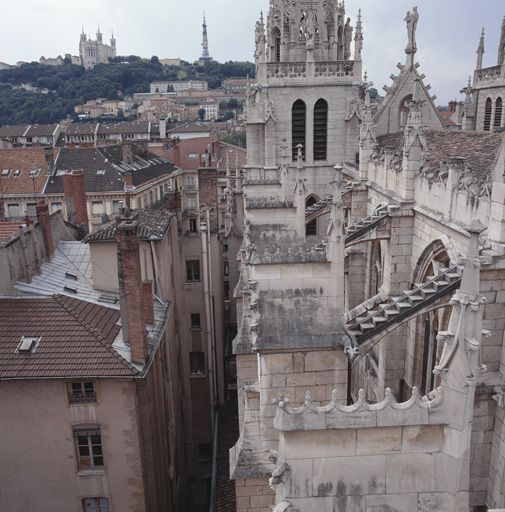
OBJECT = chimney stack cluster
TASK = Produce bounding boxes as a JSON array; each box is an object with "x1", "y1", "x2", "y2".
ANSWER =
[
  {"x1": 62, "y1": 171, "x2": 89, "y2": 232},
  {"x1": 116, "y1": 214, "x2": 156, "y2": 365}
]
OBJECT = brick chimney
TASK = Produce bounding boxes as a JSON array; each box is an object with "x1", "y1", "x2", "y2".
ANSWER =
[
  {"x1": 142, "y1": 281, "x2": 155, "y2": 325},
  {"x1": 122, "y1": 143, "x2": 134, "y2": 165},
  {"x1": 36, "y1": 201, "x2": 54, "y2": 260},
  {"x1": 0, "y1": 198, "x2": 5, "y2": 221},
  {"x1": 164, "y1": 190, "x2": 181, "y2": 211},
  {"x1": 63, "y1": 171, "x2": 89, "y2": 232},
  {"x1": 43, "y1": 146, "x2": 55, "y2": 173},
  {"x1": 116, "y1": 216, "x2": 147, "y2": 365}
]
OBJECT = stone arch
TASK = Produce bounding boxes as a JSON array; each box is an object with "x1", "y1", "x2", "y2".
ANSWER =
[
  {"x1": 272, "y1": 26, "x2": 281, "y2": 63},
  {"x1": 292, "y1": 99, "x2": 306, "y2": 160},
  {"x1": 399, "y1": 94, "x2": 413, "y2": 130},
  {"x1": 494, "y1": 97, "x2": 503, "y2": 130},
  {"x1": 409, "y1": 239, "x2": 452, "y2": 394},
  {"x1": 484, "y1": 97, "x2": 493, "y2": 131},
  {"x1": 305, "y1": 194, "x2": 319, "y2": 237},
  {"x1": 313, "y1": 98, "x2": 328, "y2": 161}
]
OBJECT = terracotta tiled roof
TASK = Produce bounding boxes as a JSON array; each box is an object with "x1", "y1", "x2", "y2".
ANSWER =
[
  {"x1": 160, "y1": 137, "x2": 211, "y2": 169},
  {"x1": 168, "y1": 124, "x2": 211, "y2": 134},
  {"x1": 0, "y1": 295, "x2": 138, "y2": 379},
  {"x1": 377, "y1": 130, "x2": 503, "y2": 178},
  {"x1": 84, "y1": 209, "x2": 174, "y2": 243},
  {"x1": 0, "y1": 148, "x2": 56, "y2": 194},
  {"x1": 0, "y1": 221, "x2": 23, "y2": 242}
]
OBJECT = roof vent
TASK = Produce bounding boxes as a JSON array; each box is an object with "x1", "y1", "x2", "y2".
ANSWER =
[
  {"x1": 98, "y1": 294, "x2": 119, "y2": 304},
  {"x1": 65, "y1": 272, "x2": 78, "y2": 281},
  {"x1": 1, "y1": 169, "x2": 10, "y2": 177},
  {"x1": 96, "y1": 169, "x2": 105, "y2": 175},
  {"x1": 17, "y1": 336, "x2": 41, "y2": 353},
  {"x1": 63, "y1": 285, "x2": 78, "y2": 294},
  {"x1": 13, "y1": 169, "x2": 21, "y2": 177},
  {"x1": 30, "y1": 168, "x2": 40, "y2": 177}
]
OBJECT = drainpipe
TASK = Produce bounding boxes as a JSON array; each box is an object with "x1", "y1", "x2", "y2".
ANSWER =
[{"x1": 201, "y1": 209, "x2": 218, "y2": 430}]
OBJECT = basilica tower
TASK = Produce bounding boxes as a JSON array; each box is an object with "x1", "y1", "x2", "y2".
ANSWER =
[{"x1": 246, "y1": 0, "x2": 363, "y2": 199}]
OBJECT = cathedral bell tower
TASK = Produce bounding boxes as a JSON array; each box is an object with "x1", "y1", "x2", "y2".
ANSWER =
[{"x1": 246, "y1": 0, "x2": 363, "y2": 201}]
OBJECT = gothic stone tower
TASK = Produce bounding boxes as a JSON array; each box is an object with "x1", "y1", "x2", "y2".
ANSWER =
[{"x1": 246, "y1": 0, "x2": 363, "y2": 201}]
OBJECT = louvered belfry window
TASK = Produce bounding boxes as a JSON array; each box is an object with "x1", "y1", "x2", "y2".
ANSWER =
[
  {"x1": 484, "y1": 97, "x2": 492, "y2": 131},
  {"x1": 494, "y1": 97, "x2": 503, "y2": 130},
  {"x1": 292, "y1": 100, "x2": 306, "y2": 160},
  {"x1": 313, "y1": 99, "x2": 328, "y2": 161}
]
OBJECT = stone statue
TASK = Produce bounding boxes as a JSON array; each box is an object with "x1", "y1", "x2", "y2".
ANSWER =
[
  {"x1": 255, "y1": 16, "x2": 265, "y2": 60},
  {"x1": 344, "y1": 18, "x2": 353, "y2": 60},
  {"x1": 265, "y1": 98, "x2": 276, "y2": 122},
  {"x1": 405, "y1": 6, "x2": 419, "y2": 54},
  {"x1": 303, "y1": 8, "x2": 317, "y2": 47}
]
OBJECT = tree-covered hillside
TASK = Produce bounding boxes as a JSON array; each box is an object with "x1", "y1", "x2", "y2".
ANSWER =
[{"x1": 0, "y1": 57, "x2": 255, "y2": 125}]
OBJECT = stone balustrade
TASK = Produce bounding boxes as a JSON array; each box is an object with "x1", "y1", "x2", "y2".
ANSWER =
[{"x1": 266, "y1": 61, "x2": 355, "y2": 81}]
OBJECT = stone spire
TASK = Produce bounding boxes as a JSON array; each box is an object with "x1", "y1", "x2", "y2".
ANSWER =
[
  {"x1": 96, "y1": 24, "x2": 102, "y2": 43},
  {"x1": 359, "y1": 83, "x2": 376, "y2": 180},
  {"x1": 354, "y1": 9, "x2": 363, "y2": 62},
  {"x1": 498, "y1": 16, "x2": 505, "y2": 66},
  {"x1": 200, "y1": 11, "x2": 211, "y2": 61},
  {"x1": 477, "y1": 28, "x2": 485, "y2": 70}
]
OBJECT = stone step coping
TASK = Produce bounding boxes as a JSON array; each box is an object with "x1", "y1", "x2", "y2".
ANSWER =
[{"x1": 347, "y1": 264, "x2": 463, "y2": 335}]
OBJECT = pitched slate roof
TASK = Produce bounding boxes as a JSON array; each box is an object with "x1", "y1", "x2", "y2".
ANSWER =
[
  {"x1": 45, "y1": 145, "x2": 176, "y2": 194},
  {"x1": 66, "y1": 123, "x2": 98, "y2": 136},
  {"x1": 25, "y1": 124, "x2": 58, "y2": 137},
  {"x1": 0, "y1": 125, "x2": 29, "y2": 138},
  {"x1": 98, "y1": 121, "x2": 150, "y2": 135},
  {"x1": 0, "y1": 148, "x2": 55, "y2": 194},
  {"x1": 376, "y1": 130, "x2": 503, "y2": 179},
  {"x1": 0, "y1": 295, "x2": 138, "y2": 379},
  {"x1": 84, "y1": 209, "x2": 174, "y2": 243}
]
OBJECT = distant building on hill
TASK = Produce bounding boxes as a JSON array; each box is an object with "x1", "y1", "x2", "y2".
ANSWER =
[{"x1": 79, "y1": 26, "x2": 116, "y2": 70}]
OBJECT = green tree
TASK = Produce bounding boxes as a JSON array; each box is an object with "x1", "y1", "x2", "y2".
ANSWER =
[{"x1": 198, "y1": 108, "x2": 206, "y2": 121}]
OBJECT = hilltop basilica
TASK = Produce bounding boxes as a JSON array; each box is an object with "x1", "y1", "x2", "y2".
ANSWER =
[{"x1": 224, "y1": 1, "x2": 505, "y2": 511}]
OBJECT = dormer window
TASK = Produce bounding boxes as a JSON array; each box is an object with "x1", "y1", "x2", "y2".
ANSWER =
[
  {"x1": 29, "y1": 168, "x2": 39, "y2": 177},
  {"x1": 16, "y1": 336, "x2": 41, "y2": 353},
  {"x1": 1, "y1": 169, "x2": 10, "y2": 177}
]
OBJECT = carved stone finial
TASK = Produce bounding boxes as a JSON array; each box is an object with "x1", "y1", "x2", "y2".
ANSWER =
[{"x1": 404, "y1": 6, "x2": 419, "y2": 57}]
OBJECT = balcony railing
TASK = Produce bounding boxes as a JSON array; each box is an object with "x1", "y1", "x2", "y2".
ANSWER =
[{"x1": 266, "y1": 61, "x2": 355, "y2": 80}]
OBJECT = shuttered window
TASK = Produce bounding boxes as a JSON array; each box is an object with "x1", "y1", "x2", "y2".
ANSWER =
[
  {"x1": 314, "y1": 99, "x2": 328, "y2": 161},
  {"x1": 292, "y1": 100, "x2": 306, "y2": 160},
  {"x1": 494, "y1": 97, "x2": 503, "y2": 130}
]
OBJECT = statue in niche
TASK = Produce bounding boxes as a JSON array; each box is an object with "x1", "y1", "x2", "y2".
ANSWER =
[
  {"x1": 344, "y1": 17, "x2": 353, "y2": 59},
  {"x1": 302, "y1": 8, "x2": 318, "y2": 47},
  {"x1": 404, "y1": 6, "x2": 419, "y2": 54}
]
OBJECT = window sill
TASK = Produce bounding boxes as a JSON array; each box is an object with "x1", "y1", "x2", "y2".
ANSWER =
[
  {"x1": 78, "y1": 468, "x2": 106, "y2": 477},
  {"x1": 185, "y1": 281, "x2": 201, "y2": 284},
  {"x1": 190, "y1": 373, "x2": 207, "y2": 380}
]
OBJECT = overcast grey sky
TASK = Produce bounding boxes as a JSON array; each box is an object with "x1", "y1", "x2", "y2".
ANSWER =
[{"x1": 1, "y1": 1, "x2": 503, "y2": 104}]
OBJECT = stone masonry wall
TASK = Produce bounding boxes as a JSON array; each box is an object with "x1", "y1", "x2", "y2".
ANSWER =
[
  {"x1": 235, "y1": 478, "x2": 275, "y2": 512},
  {"x1": 277, "y1": 424, "x2": 451, "y2": 512},
  {"x1": 259, "y1": 350, "x2": 348, "y2": 452}
]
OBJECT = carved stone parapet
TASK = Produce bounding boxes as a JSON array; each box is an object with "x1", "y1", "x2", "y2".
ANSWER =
[{"x1": 273, "y1": 387, "x2": 445, "y2": 432}]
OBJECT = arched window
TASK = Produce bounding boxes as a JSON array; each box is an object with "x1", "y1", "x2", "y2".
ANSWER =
[
  {"x1": 494, "y1": 97, "x2": 503, "y2": 130},
  {"x1": 399, "y1": 94, "x2": 413, "y2": 129},
  {"x1": 313, "y1": 99, "x2": 328, "y2": 161},
  {"x1": 292, "y1": 100, "x2": 306, "y2": 160},
  {"x1": 273, "y1": 27, "x2": 281, "y2": 63},
  {"x1": 484, "y1": 97, "x2": 492, "y2": 131},
  {"x1": 305, "y1": 196, "x2": 318, "y2": 237}
]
